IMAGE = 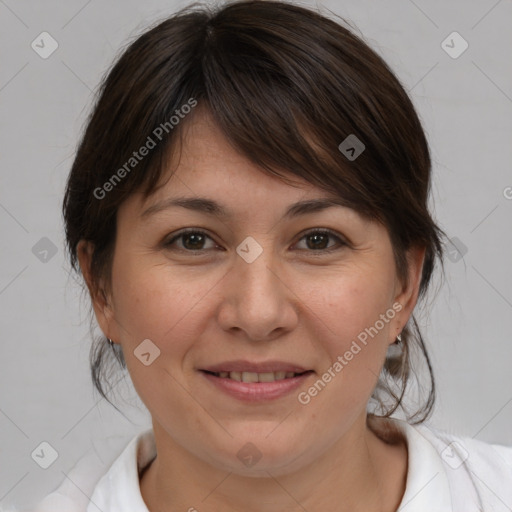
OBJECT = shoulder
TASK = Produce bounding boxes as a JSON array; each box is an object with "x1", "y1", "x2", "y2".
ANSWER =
[
  {"x1": 410, "y1": 420, "x2": 512, "y2": 510},
  {"x1": 15, "y1": 453, "x2": 110, "y2": 512},
  {"x1": 0, "y1": 455, "x2": 104, "y2": 512},
  {"x1": 10, "y1": 430, "x2": 145, "y2": 512},
  {"x1": 373, "y1": 416, "x2": 512, "y2": 510},
  {"x1": 414, "y1": 421, "x2": 512, "y2": 471}
]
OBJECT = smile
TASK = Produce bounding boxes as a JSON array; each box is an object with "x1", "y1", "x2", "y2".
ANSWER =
[
  {"x1": 204, "y1": 370, "x2": 311, "y2": 382},
  {"x1": 199, "y1": 369, "x2": 315, "y2": 402}
]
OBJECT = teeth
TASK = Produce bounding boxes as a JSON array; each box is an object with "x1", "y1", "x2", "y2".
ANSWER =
[
  {"x1": 214, "y1": 370, "x2": 304, "y2": 382},
  {"x1": 242, "y1": 372, "x2": 259, "y2": 383},
  {"x1": 259, "y1": 372, "x2": 278, "y2": 382}
]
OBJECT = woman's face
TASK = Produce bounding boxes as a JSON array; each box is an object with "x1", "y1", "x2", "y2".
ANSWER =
[{"x1": 80, "y1": 109, "x2": 423, "y2": 476}]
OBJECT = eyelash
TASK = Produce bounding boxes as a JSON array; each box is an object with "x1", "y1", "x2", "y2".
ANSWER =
[{"x1": 163, "y1": 228, "x2": 348, "y2": 255}]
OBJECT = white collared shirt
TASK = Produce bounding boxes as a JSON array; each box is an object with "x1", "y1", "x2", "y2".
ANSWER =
[{"x1": 9, "y1": 418, "x2": 512, "y2": 512}]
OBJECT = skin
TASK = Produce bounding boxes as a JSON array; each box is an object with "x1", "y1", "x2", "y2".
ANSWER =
[{"x1": 78, "y1": 107, "x2": 425, "y2": 512}]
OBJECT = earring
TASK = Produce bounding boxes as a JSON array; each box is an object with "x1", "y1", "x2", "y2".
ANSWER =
[
  {"x1": 386, "y1": 334, "x2": 402, "y2": 359},
  {"x1": 107, "y1": 338, "x2": 114, "y2": 348}
]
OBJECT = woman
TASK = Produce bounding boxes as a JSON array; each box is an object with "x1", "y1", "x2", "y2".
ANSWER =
[{"x1": 15, "y1": 1, "x2": 512, "y2": 511}]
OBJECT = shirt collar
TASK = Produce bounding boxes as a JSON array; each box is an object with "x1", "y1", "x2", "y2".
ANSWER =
[
  {"x1": 87, "y1": 419, "x2": 452, "y2": 512},
  {"x1": 87, "y1": 428, "x2": 155, "y2": 512},
  {"x1": 390, "y1": 418, "x2": 452, "y2": 511}
]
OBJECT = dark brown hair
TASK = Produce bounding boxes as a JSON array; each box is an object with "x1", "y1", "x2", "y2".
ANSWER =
[{"x1": 62, "y1": 0, "x2": 445, "y2": 423}]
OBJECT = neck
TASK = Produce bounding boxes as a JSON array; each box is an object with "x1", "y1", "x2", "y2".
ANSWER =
[{"x1": 140, "y1": 415, "x2": 407, "y2": 512}]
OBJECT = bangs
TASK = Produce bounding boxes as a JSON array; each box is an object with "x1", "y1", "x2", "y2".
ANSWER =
[{"x1": 127, "y1": 3, "x2": 420, "y2": 227}]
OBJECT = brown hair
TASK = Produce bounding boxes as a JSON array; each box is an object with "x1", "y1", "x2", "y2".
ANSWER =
[{"x1": 62, "y1": 0, "x2": 445, "y2": 423}]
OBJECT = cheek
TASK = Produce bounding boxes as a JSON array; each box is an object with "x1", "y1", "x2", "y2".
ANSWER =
[
  {"x1": 109, "y1": 259, "x2": 214, "y2": 396},
  {"x1": 112, "y1": 258, "x2": 211, "y2": 345},
  {"x1": 293, "y1": 275, "x2": 394, "y2": 420},
  {"x1": 111, "y1": 264, "x2": 211, "y2": 420},
  {"x1": 300, "y1": 268, "x2": 395, "y2": 346},
  {"x1": 295, "y1": 267, "x2": 395, "y2": 403}
]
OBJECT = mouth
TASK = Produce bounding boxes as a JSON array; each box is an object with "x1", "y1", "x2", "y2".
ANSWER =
[
  {"x1": 201, "y1": 369, "x2": 313, "y2": 382},
  {"x1": 198, "y1": 362, "x2": 315, "y2": 402}
]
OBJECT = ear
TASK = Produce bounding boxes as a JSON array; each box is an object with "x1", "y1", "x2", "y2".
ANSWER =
[
  {"x1": 76, "y1": 239, "x2": 119, "y2": 343},
  {"x1": 390, "y1": 245, "x2": 426, "y2": 343}
]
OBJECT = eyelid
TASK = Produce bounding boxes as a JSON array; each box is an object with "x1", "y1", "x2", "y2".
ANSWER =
[
  {"x1": 163, "y1": 227, "x2": 350, "y2": 253},
  {"x1": 164, "y1": 228, "x2": 218, "y2": 251},
  {"x1": 293, "y1": 228, "x2": 349, "y2": 252}
]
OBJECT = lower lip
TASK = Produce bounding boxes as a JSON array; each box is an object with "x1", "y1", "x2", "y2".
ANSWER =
[{"x1": 200, "y1": 371, "x2": 314, "y2": 402}]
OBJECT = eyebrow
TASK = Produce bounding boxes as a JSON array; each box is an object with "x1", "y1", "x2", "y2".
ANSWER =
[{"x1": 140, "y1": 196, "x2": 351, "y2": 221}]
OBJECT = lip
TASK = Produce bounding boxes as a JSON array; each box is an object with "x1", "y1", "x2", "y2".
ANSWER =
[
  {"x1": 200, "y1": 360, "x2": 310, "y2": 373},
  {"x1": 199, "y1": 370, "x2": 314, "y2": 402}
]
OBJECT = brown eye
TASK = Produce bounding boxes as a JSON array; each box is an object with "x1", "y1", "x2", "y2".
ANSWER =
[
  {"x1": 295, "y1": 229, "x2": 346, "y2": 252},
  {"x1": 181, "y1": 232, "x2": 207, "y2": 250},
  {"x1": 164, "y1": 229, "x2": 217, "y2": 252},
  {"x1": 305, "y1": 232, "x2": 329, "y2": 250}
]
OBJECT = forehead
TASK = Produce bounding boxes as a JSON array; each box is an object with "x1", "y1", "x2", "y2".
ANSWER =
[
  {"x1": 131, "y1": 109, "x2": 336, "y2": 216},
  {"x1": 170, "y1": 108, "x2": 307, "y2": 187}
]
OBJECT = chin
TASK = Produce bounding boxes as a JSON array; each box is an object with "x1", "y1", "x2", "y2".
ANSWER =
[{"x1": 204, "y1": 435, "x2": 311, "y2": 477}]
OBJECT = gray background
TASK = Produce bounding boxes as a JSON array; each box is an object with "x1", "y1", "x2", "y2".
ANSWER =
[{"x1": 1, "y1": 0, "x2": 511, "y2": 508}]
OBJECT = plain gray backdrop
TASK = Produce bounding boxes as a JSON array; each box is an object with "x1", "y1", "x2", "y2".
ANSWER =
[{"x1": 1, "y1": 0, "x2": 511, "y2": 508}]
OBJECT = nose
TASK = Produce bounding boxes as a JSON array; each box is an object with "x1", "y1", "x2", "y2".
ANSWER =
[{"x1": 216, "y1": 242, "x2": 299, "y2": 342}]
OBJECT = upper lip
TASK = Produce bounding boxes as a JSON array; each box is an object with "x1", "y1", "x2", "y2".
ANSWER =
[{"x1": 200, "y1": 360, "x2": 311, "y2": 373}]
